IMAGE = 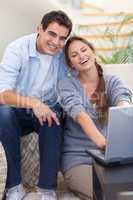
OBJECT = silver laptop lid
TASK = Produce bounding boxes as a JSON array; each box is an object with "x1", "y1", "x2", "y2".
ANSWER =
[{"x1": 105, "y1": 105, "x2": 133, "y2": 160}]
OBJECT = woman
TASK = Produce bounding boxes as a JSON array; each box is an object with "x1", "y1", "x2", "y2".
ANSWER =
[{"x1": 58, "y1": 36, "x2": 132, "y2": 200}]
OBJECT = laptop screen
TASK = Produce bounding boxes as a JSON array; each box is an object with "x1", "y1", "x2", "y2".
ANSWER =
[{"x1": 105, "y1": 105, "x2": 133, "y2": 160}]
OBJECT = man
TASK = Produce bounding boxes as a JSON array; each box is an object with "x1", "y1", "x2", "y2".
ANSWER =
[{"x1": 0, "y1": 10, "x2": 72, "y2": 200}]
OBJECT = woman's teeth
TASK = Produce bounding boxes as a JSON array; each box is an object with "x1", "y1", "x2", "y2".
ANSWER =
[{"x1": 80, "y1": 59, "x2": 88, "y2": 64}]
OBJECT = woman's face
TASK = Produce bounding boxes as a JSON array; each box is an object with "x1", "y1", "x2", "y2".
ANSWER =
[{"x1": 68, "y1": 40, "x2": 96, "y2": 72}]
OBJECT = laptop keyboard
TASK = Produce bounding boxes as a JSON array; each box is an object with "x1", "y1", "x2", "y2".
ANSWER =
[
  {"x1": 100, "y1": 149, "x2": 105, "y2": 155},
  {"x1": 91, "y1": 149, "x2": 105, "y2": 156},
  {"x1": 96, "y1": 149, "x2": 105, "y2": 159}
]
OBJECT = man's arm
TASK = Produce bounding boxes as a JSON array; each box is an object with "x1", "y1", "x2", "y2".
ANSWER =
[
  {"x1": 0, "y1": 40, "x2": 60, "y2": 126},
  {"x1": 0, "y1": 90, "x2": 37, "y2": 108},
  {"x1": 0, "y1": 90, "x2": 60, "y2": 127}
]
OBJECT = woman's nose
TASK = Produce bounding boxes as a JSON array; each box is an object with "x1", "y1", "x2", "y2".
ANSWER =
[{"x1": 78, "y1": 52, "x2": 84, "y2": 60}]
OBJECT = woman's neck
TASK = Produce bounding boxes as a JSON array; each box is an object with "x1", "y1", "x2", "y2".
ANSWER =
[
  {"x1": 78, "y1": 65, "x2": 98, "y2": 84},
  {"x1": 78, "y1": 65, "x2": 99, "y2": 97}
]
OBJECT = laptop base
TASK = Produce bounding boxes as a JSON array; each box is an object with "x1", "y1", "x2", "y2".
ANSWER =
[{"x1": 87, "y1": 149, "x2": 133, "y2": 167}]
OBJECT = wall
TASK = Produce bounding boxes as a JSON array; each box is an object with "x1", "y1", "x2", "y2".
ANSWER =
[
  {"x1": 0, "y1": 0, "x2": 54, "y2": 59},
  {"x1": 86, "y1": 0, "x2": 133, "y2": 12}
]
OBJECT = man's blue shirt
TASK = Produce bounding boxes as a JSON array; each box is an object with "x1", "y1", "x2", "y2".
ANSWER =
[{"x1": 0, "y1": 33, "x2": 68, "y2": 103}]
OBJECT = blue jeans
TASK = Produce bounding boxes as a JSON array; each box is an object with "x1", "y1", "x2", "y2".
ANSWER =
[{"x1": 0, "y1": 103, "x2": 63, "y2": 189}]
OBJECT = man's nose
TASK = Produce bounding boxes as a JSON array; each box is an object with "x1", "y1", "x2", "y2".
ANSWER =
[{"x1": 53, "y1": 37, "x2": 60, "y2": 46}]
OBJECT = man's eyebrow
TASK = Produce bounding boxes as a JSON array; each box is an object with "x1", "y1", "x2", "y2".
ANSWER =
[
  {"x1": 47, "y1": 30, "x2": 67, "y2": 39},
  {"x1": 48, "y1": 30, "x2": 57, "y2": 35}
]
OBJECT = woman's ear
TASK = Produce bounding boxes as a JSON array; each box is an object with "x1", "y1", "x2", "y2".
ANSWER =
[
  {"x1": 71, "y1": 64, "x2": 75, "y2": 69},
  {"x1": 70, "y1": 62, "x2": 75, "y2": 69}
]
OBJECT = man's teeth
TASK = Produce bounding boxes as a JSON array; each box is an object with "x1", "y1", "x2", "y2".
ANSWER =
[{"x1": 48, "y1": 44, "x2": 57, "y2": 49}]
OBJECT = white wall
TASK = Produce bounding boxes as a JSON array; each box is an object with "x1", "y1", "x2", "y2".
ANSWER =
[
  {"x1": 86, "y1": 0, "x2": 133, "y2": 12},
  {"x1": 0, "y1": 0, "x2": 133, "y2": 59},
  {"x1": 0, "y1": 0, "x2": 55, "y2": 59},
  {"x1": 103, "y1": 64, "x2": 133, "y2": 90}
]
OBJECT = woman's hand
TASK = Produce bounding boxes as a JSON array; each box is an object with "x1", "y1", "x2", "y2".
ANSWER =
[
  {"x1": 94, "y1": 133, "x2": 106, "y2": 150},
  {"x1": 117, "y1": 101, "x2": 131, "y2": 107},
  {"x1": 30, "y1": 98, "x2": 60, "y2": 127},
  {"x1": 76, "y1": 112, "x2": 106, "y2": 149}
]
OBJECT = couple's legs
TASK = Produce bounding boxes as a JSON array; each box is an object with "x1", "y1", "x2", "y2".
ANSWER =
[
  {"x1": 64, "y1": 164, "x2": 93, "y2": 200},
  {"x1": 0, "y1": 104, "x2": 62, "y2": 190}
]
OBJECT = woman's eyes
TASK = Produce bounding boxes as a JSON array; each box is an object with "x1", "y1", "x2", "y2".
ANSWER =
[
  {"x1": 71, "y1": 48, "x2": 87, "y2": 57},
  {"x1": 81, "y1": 48, "x2": 87, "y2": 52},
  {"x1": 71, "y1": 54, "x2": 77, "y2": 57}
]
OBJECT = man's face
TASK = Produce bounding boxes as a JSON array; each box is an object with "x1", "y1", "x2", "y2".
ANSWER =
[{"x1": 36, "y1": 22, "x2": 69, "y2": 55}]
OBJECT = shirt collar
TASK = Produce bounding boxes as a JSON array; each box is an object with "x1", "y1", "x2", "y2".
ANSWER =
[{"x1": 29, "y1": 33, "x2": 39, "y2": 58}]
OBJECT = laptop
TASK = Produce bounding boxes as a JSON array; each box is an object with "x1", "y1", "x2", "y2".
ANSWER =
[{"x1": 86, "y1": 105, "x2": 133, "y2": 166}]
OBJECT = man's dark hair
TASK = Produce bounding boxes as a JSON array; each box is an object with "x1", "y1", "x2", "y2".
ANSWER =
[{"x1": 41, "y1": 10, "x2": 72, "y2": 37}]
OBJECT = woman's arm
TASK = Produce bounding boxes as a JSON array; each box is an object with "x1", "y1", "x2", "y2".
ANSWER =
[
  {"x1": 58, "y1": 78, "x2": 106, "y2": 149},
  {"x1": 75, "y1": 111, "x2": 106, "y2": 149},
  {"x1": 107, "y1": 75, "x2": 132, "y2": 106},
  {"x1": 116, "y1": 100, "x2": 131, "y2": 107}
]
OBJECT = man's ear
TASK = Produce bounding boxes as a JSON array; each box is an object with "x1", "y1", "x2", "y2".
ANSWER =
[{"x1": 37, "y1": 24, "x2": 43, "y2": 34}]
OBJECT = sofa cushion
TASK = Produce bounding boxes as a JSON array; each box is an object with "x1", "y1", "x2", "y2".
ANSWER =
[
  {"x1": 0, "y1": 142, "x2": 7, "y2": 200},
  {"x1": 21, "y1": 132, "x2": 39, "y2": 188}
]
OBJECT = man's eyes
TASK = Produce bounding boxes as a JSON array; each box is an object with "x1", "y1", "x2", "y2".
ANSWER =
[
  {"x1": 48, "y1": 31, "x2": 56, "y2": 37},
  {"x1": 60, "y1": 37, "x2": 66, "y2": 42},
  {"x1": 48, "y1": 31, "x2": 66, "y2": 41}
]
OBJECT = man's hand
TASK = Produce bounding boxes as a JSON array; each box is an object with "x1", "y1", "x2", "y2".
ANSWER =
[{"x1": 31, "y1": 99, "x2": 60, "y2": 127}]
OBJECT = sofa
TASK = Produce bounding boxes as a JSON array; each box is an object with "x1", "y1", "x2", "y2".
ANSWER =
[{"x1": 0, "y1": 63, "x2": 133, "y2": 199}]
